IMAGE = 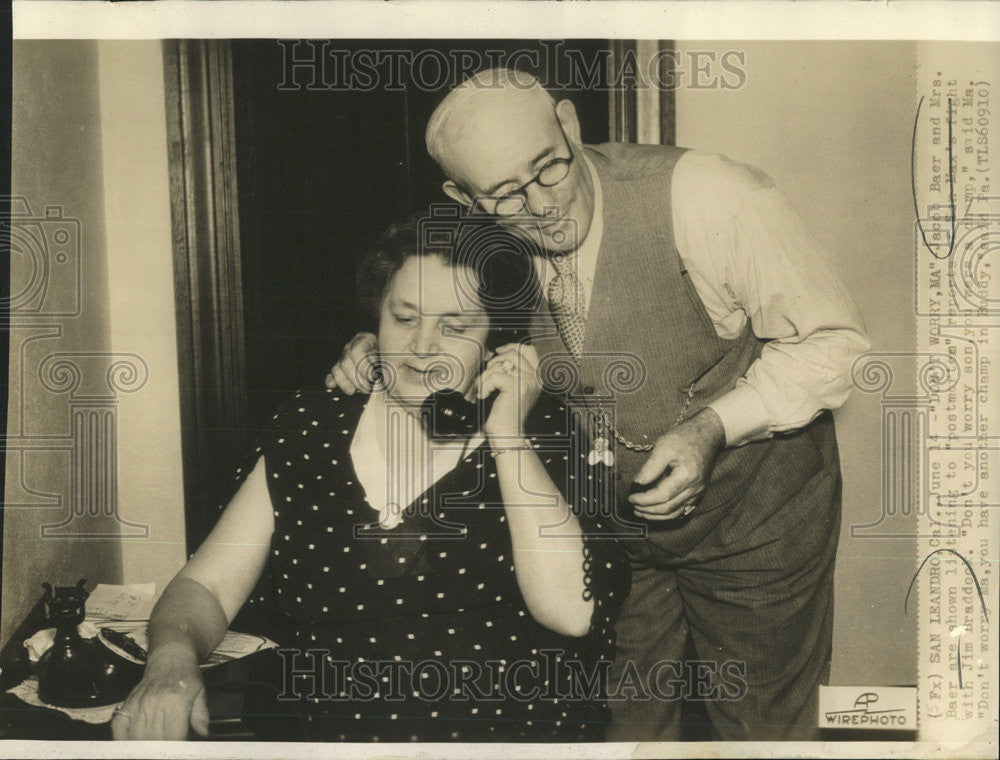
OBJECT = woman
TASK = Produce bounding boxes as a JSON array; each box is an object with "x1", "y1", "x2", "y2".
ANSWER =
[{"x1": 112, "y1": 215, "x2": 626, "y2": 742}]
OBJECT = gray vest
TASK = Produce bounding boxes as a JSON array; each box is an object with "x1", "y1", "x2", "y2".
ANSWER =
[{"x1": 530, "y1": 143, "x2": 839, "y2": 563}]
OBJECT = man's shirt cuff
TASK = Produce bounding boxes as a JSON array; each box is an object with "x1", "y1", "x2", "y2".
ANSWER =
[{"x1": 707, "y1": 383, "x2": 772, "y2": 447}]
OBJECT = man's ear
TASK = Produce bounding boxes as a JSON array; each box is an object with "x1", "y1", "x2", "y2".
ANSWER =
[
  {"x1": 442, "y1": 180, "x2": 473, "y2": 207},
  {"x1": 555, "y1": 99, "x2": 583, "y2": 145}
]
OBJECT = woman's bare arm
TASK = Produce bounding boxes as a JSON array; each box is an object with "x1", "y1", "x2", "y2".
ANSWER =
[
  {"x1": 493, "y1": 447, "x2": 593, "y2": 637},
  {"x1": 482, "y1": 344, "x2": 593, "y2": 637},
  {"x1": 113, "y1": 457, "x2": 274, "y2": 740}
]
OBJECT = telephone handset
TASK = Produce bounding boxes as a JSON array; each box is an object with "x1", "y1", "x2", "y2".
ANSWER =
[{"x1": 420, "y1": 388, "x2": 497, "y2": 439}]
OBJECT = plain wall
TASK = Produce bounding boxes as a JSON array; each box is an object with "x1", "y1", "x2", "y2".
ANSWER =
[
  {"x1": 675, "y1": 40, "x2": 919, "y2": 686},
  {"x1": 4, "y1": 41, "x2": 122, "y2": 644},
  {"x1": 2, "y1": 40, "x2": 185, "y2": 645},
  {"x1": 98, "y1": 41, "x2": 187, "y2": 590}
]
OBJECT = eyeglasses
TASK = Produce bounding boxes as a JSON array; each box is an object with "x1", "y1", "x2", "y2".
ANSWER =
[{"x1": 463, "y1": 123, "x2": 575, "y2": 217}]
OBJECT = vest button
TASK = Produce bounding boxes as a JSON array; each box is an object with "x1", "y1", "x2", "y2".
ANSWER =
[{"x1": 583, "y1": 385, "x2": 595, "y2": 395}]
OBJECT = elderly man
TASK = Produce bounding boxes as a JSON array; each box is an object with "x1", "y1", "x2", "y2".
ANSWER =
[{"x1": 327, "y1": 69, "x2": 869, "y2": 740}]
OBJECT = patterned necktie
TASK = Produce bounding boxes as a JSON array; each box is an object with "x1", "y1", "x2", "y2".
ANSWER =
[{"x1": 547, "y1": 252, "x2": 587, "y2": 357}]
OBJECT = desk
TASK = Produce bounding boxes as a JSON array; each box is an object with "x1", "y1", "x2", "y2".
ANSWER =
[
  {"x1": 0, "y1": 692, "x2": 110, "y2": 740},
  {"x1": 0, "y1": 649, "x2": 308, "y2": 741}
]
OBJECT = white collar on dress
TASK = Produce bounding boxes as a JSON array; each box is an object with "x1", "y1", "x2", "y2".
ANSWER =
[{"x1": 349, "y1": 389, "x2": 481, "y2": 529}]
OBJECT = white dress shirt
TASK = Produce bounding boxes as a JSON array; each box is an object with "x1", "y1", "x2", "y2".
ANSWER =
[{"x1": 534, "y1": 150, "x2": 870, "y2": 447}]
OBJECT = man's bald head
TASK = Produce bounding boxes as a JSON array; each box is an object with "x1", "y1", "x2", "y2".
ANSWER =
[
  {"x1": 426, "y1": 69, "x2": 557, "y2": 179},
  {"x1": 426, "y1": 68, "x2": 595, "y2": 253}
]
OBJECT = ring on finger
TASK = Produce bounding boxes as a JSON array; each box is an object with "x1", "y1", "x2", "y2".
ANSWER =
[{"x1": 682, "y1": 504, "x2": 696, "y2": 516}]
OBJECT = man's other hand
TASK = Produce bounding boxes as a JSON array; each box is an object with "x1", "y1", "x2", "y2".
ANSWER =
[
  {"x1": 628, "y1": 408, "x2": 727, "y2": 520},
  {"x1": 324, "y1": 332, "x2": 378, "y2": 394}
]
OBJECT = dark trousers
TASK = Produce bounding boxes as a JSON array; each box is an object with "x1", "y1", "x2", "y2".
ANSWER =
[{"x1": 607, "y1": 419, "x2": 842, "y2": 741}]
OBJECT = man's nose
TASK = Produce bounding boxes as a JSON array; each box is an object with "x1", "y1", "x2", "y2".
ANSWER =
[{"x1": 523, "y1": 183, "x2": 560, "y2": 218}]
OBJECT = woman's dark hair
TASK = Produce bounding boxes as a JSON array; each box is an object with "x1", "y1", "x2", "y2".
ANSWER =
[{"x1": 356, "y1": 208, "x2": 543, "y2": 350}]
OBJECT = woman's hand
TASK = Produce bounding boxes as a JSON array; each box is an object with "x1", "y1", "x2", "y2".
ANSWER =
[
  {"x1": 111, "y1": 643, "x2": 210, "y2": 740},
  {"x1": 479, "y1": 343, "x2": 542, "y2": 441}
]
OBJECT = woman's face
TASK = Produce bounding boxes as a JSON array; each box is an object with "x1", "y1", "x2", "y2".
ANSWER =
[{"x1": 377, "y1": 255, "x2": 490, "y2": 409}]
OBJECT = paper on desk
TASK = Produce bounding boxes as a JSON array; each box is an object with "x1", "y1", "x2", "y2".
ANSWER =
[
  {"x1": 85, "y1": 582, "x2": 157, "y2": 621},
  {"x1": 97, "y1": 623, "x2": 278, "y2": 668},
  {"x1": 203, "y1": 630, "x2": 278, "y2": 666},
  {"x1": 84, "y1": 584, "x2": 277, "y2": 666}
]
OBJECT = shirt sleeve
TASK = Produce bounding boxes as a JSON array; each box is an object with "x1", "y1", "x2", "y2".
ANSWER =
[{"x1": 671, "y1": 152, "x2": 871, "y2": 446}]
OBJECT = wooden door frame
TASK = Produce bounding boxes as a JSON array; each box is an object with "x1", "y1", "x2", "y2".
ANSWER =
[
  {"x1": 163, "y1": 40, "x2": 251, "y2": 553},
  {"x1": 609, "y1": 40, "x2": 676, "y2": 145}
]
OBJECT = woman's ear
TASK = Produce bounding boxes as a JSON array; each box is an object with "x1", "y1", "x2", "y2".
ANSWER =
[{"x1": 555, "y1": 99, "x2": 583, "y2": 145}]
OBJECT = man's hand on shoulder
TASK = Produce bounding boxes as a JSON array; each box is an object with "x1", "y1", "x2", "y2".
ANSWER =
[
  {"x1": 628, "y1": 407, "x2": 726, "y2": 520},
  {"x1": 324, "y1": 332, "x2": 378, "y2": 394}
]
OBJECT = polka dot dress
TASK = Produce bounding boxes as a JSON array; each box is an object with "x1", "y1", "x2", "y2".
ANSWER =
[{"x1": 235, "y1": 387, "x2": 628, "y2": 742}]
